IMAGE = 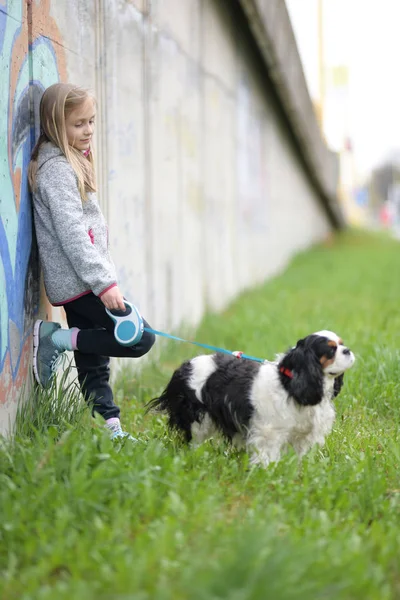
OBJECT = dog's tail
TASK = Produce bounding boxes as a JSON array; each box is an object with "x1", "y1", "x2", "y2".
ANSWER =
[
  {"x1": 145, "y1": 387, "x2": 196, "y2": 443},
  {"x1": 145, "y1": 391, "x2": 170, "y2": 415},
  {"x1": 145, "y1": 362, "x2": 205, "y2": 442}
]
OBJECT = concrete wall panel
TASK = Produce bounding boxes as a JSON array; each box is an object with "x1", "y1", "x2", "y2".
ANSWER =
[{"x1": 0, "y1": 0, "x2": 337, "y2": 433}]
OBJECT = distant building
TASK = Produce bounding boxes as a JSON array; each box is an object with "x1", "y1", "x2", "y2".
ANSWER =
[{"x1": 286, "y1": 0, "x2": 369, "y2": 225}]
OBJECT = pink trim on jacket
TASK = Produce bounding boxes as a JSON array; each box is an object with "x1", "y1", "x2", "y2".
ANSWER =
[
  {"x1": 52, "y1": 290, "x2": 92, "y2": 306},
  {"x1": 98, "y1": 283, "x2": 117, "y2": 297},
  {"x1": 52, "y1": 282, "x2": 117, "y2": 306}
]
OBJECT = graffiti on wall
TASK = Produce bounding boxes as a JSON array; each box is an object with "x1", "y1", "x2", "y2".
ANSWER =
[{"x1": 0, "y1": 0, "x2": 66, "y2": 405}]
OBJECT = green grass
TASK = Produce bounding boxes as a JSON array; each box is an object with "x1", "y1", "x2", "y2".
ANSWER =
[{"x1": 2, "y1": 229, "x2": 400, "y2": 599}]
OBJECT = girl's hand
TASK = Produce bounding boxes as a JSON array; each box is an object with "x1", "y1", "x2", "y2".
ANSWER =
[{"x1": 100, "y1": 286, "x2": 126, "y2": 311}]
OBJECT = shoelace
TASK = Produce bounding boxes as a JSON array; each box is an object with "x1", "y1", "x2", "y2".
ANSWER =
[
  {"x1": 107, "y1": 427, "x2": 137, "y2": 442},
  {"x1": 111, "y1": 430, "x2": 129, "y2": 439},
  {"x1": 49, "y1": 351, "x2": 67, "y2": 375}
]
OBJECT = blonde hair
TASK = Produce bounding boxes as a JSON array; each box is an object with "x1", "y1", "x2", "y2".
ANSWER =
[{"x1": 28, "y1": 83, "x2": 96, "y2": 200}]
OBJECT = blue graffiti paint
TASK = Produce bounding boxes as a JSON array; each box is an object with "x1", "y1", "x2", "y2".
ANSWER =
[{"x1": 0, "y1": 0, "x2": 60, "y2": 385}]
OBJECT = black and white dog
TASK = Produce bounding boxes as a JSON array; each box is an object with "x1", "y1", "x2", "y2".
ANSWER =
[{"x1": 147, "y1": 330, "x2": 355, "y2": 467}]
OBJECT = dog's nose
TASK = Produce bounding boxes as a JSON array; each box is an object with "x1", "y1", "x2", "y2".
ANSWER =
[{"x1": 343, "y1": 348, "x2": 351, "y2": 355}]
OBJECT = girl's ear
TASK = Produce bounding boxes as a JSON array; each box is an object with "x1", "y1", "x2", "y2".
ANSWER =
[
  {"x1": 279, "y1": 343, "x2": 324, "y2": 406},
  {"x1": 333, "y1": 373, "x2": 344, "y2": 398}
]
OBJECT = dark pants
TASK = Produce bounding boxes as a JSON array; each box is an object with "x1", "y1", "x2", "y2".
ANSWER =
[{"x1": 63, "y1": 293, "x2": 156, "y2": 420}]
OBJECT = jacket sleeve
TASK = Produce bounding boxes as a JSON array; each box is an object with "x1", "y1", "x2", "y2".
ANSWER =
[{"x1": 38, "y1": 159, "x2": 117, "y2": 296}]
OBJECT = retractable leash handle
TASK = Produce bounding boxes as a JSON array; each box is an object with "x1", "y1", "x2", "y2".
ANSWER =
[{"x1": 105, "y1": 301, "x2": 144, "y2": 347}]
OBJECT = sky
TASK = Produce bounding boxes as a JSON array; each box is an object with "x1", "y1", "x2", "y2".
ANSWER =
[{"x1": 286, "y1": 0, "x2": 400, "y2": 180}]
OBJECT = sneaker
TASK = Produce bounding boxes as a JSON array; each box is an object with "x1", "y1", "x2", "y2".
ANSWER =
[
  {"x1": 33, "y1": 320, "x2": 64, "y2": 388},
  {"x1": 105, "y1": 423, "x2": 137, "y2": 443}
]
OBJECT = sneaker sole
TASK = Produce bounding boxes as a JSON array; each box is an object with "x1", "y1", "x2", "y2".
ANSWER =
[{"x1": 32, "y1": 319, "x2": 43, "y2": 386}]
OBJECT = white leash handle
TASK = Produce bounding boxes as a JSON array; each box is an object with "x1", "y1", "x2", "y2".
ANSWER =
[{"x1": 105, "y1": 301, "x2": 144, "y2": 346}]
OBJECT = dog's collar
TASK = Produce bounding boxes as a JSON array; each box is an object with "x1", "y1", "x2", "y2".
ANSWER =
[{"x1": 279, "y1": 366, "x2": 294, "y2": 379}]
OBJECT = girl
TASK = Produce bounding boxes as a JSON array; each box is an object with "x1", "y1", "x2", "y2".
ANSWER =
[{"x1": 28, "y1": 83, "x2": 155, "y2": 441}]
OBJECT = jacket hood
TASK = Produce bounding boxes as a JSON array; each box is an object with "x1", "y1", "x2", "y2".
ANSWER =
[{"x1": 37, "y1": 142, "x2": 64, "y2": 171}]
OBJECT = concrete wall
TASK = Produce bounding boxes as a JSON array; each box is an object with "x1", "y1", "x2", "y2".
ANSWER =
[{"x1": 0, "y1": 0, "x2": 336, "y2": 434}]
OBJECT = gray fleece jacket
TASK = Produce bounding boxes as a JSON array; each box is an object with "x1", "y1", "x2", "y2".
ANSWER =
[{"x1": 32, "y1": 143, "x2": 117, "y2": 305}]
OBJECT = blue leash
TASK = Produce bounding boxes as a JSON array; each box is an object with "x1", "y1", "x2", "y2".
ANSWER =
[
  {"x1": 143, "y1": 327, "x2": 265, "y2": 364},
  {"x1": 105, "y1": 301, "x2": 265, "y2": 363}
]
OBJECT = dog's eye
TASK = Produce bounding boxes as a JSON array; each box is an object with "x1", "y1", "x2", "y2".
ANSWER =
[{"x1": 327, "y1": 347, "x2": 337, "y2": 358}]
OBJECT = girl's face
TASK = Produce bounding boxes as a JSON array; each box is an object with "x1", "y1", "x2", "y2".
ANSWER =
[{"x1": 65, "y1": 98, "x2": 96, "y2": 151}]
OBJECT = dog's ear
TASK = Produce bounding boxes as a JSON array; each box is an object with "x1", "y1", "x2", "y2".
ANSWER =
[
  {"x1": 279, "y1": 338, "x2": 324, "y2": 406},
  {"x1": 333, "y1": 373, "x2": 344, "y2": 398}
]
